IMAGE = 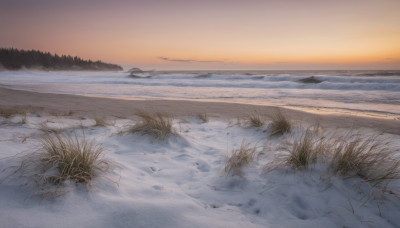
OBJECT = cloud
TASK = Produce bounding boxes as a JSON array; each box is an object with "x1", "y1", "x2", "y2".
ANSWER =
[
  {"x1": 159, "y1": 57, "x2": 224, "y2": 63},
  {"x1": 384, "y1": 58, "x2": 400, "y2": 62},
  {"x1": 272, "y1": 61, "x2": 290, "y2": 64}
]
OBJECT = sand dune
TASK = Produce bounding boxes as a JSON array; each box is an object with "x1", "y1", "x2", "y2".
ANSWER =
[{"x1": 1, "y1": 87, "x2": 400, "y2": 227}]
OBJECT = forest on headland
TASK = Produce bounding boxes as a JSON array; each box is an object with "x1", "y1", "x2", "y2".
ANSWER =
[{"x1": 0, "y1": 48, "x2": 123, "y2": 71}]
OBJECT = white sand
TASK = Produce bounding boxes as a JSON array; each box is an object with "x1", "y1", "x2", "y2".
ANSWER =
[{"x1": 1, "y1": 88, "x2": 400, "y2": 227}]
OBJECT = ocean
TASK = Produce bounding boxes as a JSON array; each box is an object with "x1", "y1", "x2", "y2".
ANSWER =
[{"x1": 1, "y1": 70, "x2": 399, "y2": 118}]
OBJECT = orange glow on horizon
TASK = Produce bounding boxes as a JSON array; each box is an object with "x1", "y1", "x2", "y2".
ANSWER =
[{"x1": 1, "y1": 0, "x2": 399, "y2": 70}]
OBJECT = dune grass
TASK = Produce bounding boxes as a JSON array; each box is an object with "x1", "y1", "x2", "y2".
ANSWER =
[
  {"x1": 130, "y1": 112, "x2": 175, "y2": 140},
  {"x1": 0, "y1": 107, "x2": 26, "y2": 118},
  {"x1": 225, "y1": 139, "x2": 258, "y2": 176},
  {"x1": 0, "y1": 107, "x2": 27, "y2": 125},
  {"x1": 269, "y1": 109, "x2": 291, "y2": 136},
  {"x1": 268, "y1": 128, "x2": 400, "y2": 187},
  {"x1": 17, "y1": 129, "x2": 111, "y2": 193},
  {"x1": 94, "y1": 117, "x2": 114, "y2": 127},
  {"x1": 40, "y1": 130, "x2": 109, "y2": 184},
  {"x1": 49, "y1": 110, "x2": 74, "y2": 117},
  {"x1": 329, "y1": 134, "x2": 400, "y2": 185},
  {"x1": 197, "y1": 113, "x2": 209, "y2": 123},
  {"x1": 243, "y1": 110, "x2": 265, "y2": 128},
  {"x1": 279, "y1": 129, "x2": 329, "y2": 170}
]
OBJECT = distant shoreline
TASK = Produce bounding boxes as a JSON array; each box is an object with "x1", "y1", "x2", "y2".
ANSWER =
[
  {"x1": 0, "y1": 68, "x2": 123, "y2": 72},
  {"x1": 1, "y1": 87, "x2": 399, "y2": 135},
  {"x1": 0, "y1": 48, "x2": 123, "y2": 71}
]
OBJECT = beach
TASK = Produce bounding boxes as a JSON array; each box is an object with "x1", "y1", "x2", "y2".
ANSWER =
[
  {"x1": 2, "y1": 0, "x2": 400, "y2": 226},
  {"x1": 1, "y1": 87, "x2": 399, "y2": 134},
  {"x1": 1, "y1": 86, "x2": 400, "y2": 228}
]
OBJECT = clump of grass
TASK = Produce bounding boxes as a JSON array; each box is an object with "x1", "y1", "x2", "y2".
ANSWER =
[
  {"x1": 0, "y1": 107, "x2": 26, "y2": 118},
  {"x1": 94, "y1": 117, "x2": 113, "y2": 127},
  {"x1": 329, "y1": 134, "x2": 400, "y2": 184},
  {"x1": 130, "y1": 112, "x2": 175, "y2": 140},
  {"x1": 41, "y1": 130, "x2": 109, "y2": 184},
  {"x1": 244, "y1": 110, "x2": 265, "y2": 128},
  {"x1": 17, "y1": 129, "x2": 111, "y2": 193},
  {"x1": 225, "y1": 139, "x2": 258, "y2": 176},
  {"x1": 0, "y1": 107, "x2": 28, "y2": 125},
  {"x1": 273, "y1": 130, "x2": 400, "y2": 184},
  {"x1": 269, "y1": 109, "x2": 291, "y2": 136},
  {"x1": 281, "y1": 129, "x2": 328, "y2": 170},
  {"x1": 17, "y1": 113, "x2": 28, "y2": 125},
  {"x1": 197, "y1": 113, "x2": 209, "y2": 123},
  {"x1": 49, "y1": 111, "x2": 63, "y2": 116},
  {"x1": 43, "y1": 131, "x2": 108, "y2": 183},
  {"x1": 49, "y1": 110, "x2": 74, "y2": 117}
]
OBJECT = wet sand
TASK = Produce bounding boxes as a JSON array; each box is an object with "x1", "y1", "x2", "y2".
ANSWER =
[{"x1": 1, "y1": 87, "x2": 399, "y2": 134}]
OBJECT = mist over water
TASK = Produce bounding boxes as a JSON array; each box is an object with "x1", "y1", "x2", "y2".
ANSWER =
[{"x1": 1, "y1": 70, "x2": 399, "y2": 117}]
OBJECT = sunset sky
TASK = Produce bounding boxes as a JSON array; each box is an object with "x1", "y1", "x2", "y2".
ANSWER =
[{"x1": 1, "y1": 0, "x2": 399, "y2": 70}]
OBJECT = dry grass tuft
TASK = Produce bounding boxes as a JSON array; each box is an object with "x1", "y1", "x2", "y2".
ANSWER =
[
  {"x1": 20, "y1": 113, "x2": 28, "y2": 124},
  {"x1": 280, "y1": 129, "x2": 329, "y2": 170},
  {"x1": 271, "y1": 129, "x2": 400, "y2": 185},
  {"x1": 49, "y1": 110, "x2": 74, "y2": 117},
  {"x1": 329, "y1": 134, "x2": 400, "y2": 184},
  {"x1": 244, "y1": 111, "x2": 265, "y2": 128},
  {"x1": 269, "y1": 109, "x2": 291, "y2": 136},
  {"x1": 130, "y1": 112, "x2": 175, "y2": 140},
  {"x1": 40, "y1": 131, "x2": 109, "y2": 183},
  {"x1": 197, "y1": 113, "x2": 209, "y2": 123},
  {"x1": 0, "y1": 107, "x2": 26, "y2": 118},
  {"x1": 225, "y1": 139, "x2": 258, "y2": 176},
  {"x1": 0, "y1": 107, "x2": 28, "y2": 125},
  {"x1": 17, "y1": 129, "x2": 111, "y2": 194},
  {"x1": 94, "y1": 117, "x2": 114, "y2": 127}
]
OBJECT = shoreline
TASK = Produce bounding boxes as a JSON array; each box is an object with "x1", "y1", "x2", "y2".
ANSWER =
[
  {"x1": 1, "y1": 87, "x2": 399, "y2": 134},
  {"x1": 82, "y1": 93, "x2": 400, "y2": 120}
]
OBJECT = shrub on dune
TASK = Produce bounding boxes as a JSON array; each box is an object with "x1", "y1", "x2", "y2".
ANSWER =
[
  {"x1": 269, "y1": 109, "x2": 291, "y2": 136},
  {"x1": 197, "y1": 113, "x2": 209, "y2": 123},
  {"x1": 0, "y1": 107, "x2": 28, "y2": 125},
  {"x1": 17, "y1": 129, "x2": 111, "y2": 196},
  {"x1": 130, "y1": 112, "x2": 175, "y2": 140},
  {"x1": 269, "y1": 129, "x2": 400, "y2": 186},
  {"x1": 94, "y1": 117, "x2": 113, "y2": 127},
  {"x1": 244, "y1": 110, "x2": 265, "y2": 128},
  {"x1": 49, "y1": 110, "x2": 74, "y2": 117},
  {"x1": 329, "y1": 134, "x2": 400, "y2": 184},
  {"x1": 280, "y1": 129, "x2": 328, "y2": 170},
  {"x1": 225, "y1": 139, "x2": 258, "y2": 176},
  {"x1": 0, "y1": 107, "x2": 26, "y2": 118}
]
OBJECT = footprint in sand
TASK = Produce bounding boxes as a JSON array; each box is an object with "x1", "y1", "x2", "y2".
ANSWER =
[
  {"x1": 289, "y1": 195, "x2": 310, "y2": 220},
  {"x1": 173, "y1": 154, "x2": 193, "y2": 161},
  {"x1": 194, "y1": 160, "x2": 210, "y2": 172},
  {"x1": 152, "y1": 185, "x2": 164, "y2": 190}
]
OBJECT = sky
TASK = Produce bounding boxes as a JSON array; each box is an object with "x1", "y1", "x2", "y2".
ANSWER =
[{"x1": 1, "y1": 0, "x2": 399, "y2": 70}]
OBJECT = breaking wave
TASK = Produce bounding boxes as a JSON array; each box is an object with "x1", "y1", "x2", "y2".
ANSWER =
[{"x1": 0, "y1": 70, "x2": 399, "y2": 115}]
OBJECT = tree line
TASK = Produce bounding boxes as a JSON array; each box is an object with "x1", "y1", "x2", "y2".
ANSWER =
[{"x1": 0, "y1": 48, "x2": 123, "y2": 71}]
